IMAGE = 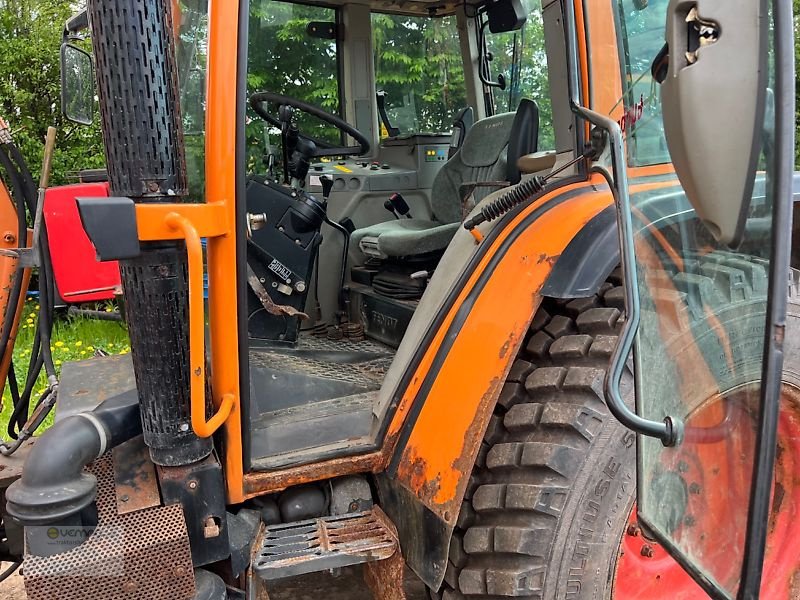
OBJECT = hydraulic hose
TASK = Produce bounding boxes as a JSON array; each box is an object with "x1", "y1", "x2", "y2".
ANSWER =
[{"x1": 0, "y1": 127, "x2": 59, "y2": 447}]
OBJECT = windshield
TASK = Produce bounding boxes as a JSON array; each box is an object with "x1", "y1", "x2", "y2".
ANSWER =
[
  {"x1": 484, "y1": 7, "x2": 554, "y2": 149},
  {"x1": 246, "y1": 0, "x2": 342, "y2": 172},
  {"x1": 372, "y1": 7, "x2": 553, "y2": 147}
]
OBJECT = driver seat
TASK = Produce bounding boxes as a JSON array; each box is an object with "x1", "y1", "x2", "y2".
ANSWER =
[{"x1": 352, "y1": 99, "x2": 539, "y2": 259}]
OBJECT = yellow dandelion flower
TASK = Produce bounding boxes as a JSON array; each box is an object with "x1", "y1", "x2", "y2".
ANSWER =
[
  {"x1": 35, "y1": 304, "x2": 39, "y2": 310},
  {"x1": 87, "y1": 345, "x2": 94, "y2": 351},
  {"x1": 80, "y1": 350, "x2": 86, "y2": 356},
  {"x1": 55, "y1": 360, "x2": 62, "y2": 366},
  {"x1": 26, "y1": 319, "x2": 33, "y2": 325},
  {"x1": 75, "y1": 341, "x2": 82, "y2": 347},
  {"x1": 108, "y1": 343, "x2": 114, "y2": 347},
  {"x1": 120, "y1": 349, "x2": 129, "y2": 355},
  {"x1": 54, "y1": 341, "x2": 64, "y2": 347},
  {"x1": 105, "y1": 307, "x2": 112, "y2": 312}
]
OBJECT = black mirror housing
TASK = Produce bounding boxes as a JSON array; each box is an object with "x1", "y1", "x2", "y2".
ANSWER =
[
  {"x1": 486, "y1": 0, "x2": 527, "y2": 33},
  {"x1": 60, "y1": 43, "x2": 95, "y2": 126}
]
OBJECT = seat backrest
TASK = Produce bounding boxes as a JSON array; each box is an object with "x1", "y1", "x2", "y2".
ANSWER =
[
  {"x1": 430, "y1": 99, "x2": 539, "y2": 224},
  {"x1": 448, "y1": 106, "x2": 475, "y2": 158}
]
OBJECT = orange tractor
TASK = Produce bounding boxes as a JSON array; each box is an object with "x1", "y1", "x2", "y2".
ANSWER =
[{"x1": 0, "y1": 0, "x2": 795, "y2": 599}]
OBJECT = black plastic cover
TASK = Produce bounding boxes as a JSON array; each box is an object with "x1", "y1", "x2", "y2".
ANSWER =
[{"x1": 76, "y1": 196, "x2": 141, "y2": 261}]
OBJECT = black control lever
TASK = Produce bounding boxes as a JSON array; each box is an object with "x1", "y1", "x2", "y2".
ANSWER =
[
  {"x1": 388, "y1": 192, "x2": 412, "y2": 218},
  {"x1": 383, "y1": 200, "x2": 400, "y2": 219},
  {"x1": 320, "y1": 175, "x2": 334, "y2": 202}
]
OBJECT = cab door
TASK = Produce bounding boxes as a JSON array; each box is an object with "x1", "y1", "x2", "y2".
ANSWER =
[{"x1": 619, "y1": 0, "x2": 797, "y2": 598}]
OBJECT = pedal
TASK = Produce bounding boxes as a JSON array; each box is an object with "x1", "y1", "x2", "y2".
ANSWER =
[{"x1": 253, "y1": 507, "x2": 398, "y2": 580}]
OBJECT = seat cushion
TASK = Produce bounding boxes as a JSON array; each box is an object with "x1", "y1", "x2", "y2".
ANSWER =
[{"x1": 351, "y1": 219, "x2": 460, "y2": 259}]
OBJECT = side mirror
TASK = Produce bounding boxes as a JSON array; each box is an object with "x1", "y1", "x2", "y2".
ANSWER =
[
  {"x1": 60, "y1": 43, "x2": 95, "y2": 126},
  {"x1": 486, "y1": 0, "x2": 527, "y2": 33},
  {"x1": 660, "y1": 0, "x2": 767, "y2": 246}
]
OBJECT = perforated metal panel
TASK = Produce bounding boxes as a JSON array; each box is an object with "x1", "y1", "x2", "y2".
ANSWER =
[
  {"x1": 87, "y1": 0, "x2": 187, "y2": 199},
  {"x1": 120, "y1": 245, "x2": 212, "y2": 466},
  {"x1": 23, "y1": 455, "x2": 195, "y2": 600}
]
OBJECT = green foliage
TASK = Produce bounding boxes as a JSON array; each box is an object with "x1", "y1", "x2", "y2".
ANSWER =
[
  {"x1": 246, "y1": 1, "x2": 342, "y2": 172},
  {"x1": 486, "y1": 14, "x2": 554, "y2": 149},
  {"x1": 373, "y1": 14, "x2": 467, "y2": 135},
  {"x1": 0, "y1": 0, "x2": 104, "y2": 185},
  {"x1": 0, "y1": 297, "x2": 130, "y2": 434}
]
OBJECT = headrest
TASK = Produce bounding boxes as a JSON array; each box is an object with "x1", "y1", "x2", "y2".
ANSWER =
[
  {"x1": 506, "y1": 98, "x2": 540, "y2": 184},
  {"x1": 459, "y1": 111, "x2": 517, "y2": 168}
]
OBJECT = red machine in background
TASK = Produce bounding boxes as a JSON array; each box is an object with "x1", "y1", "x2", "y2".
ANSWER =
[{"x1": 42, "y1": 180, "x2": 120, "y2": 304}]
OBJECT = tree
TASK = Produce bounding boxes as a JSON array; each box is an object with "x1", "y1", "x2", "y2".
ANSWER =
[{"x1": 0, "y1": 0, "x2": 104, "y2": 186}]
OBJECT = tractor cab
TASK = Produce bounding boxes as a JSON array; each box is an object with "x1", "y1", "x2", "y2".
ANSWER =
[
  {"x1": 172, "y1": 0, "x2": 574, "y2": 472},
  {"x1": 8, "y1": 0, "x2": 795, "y2": 598}
]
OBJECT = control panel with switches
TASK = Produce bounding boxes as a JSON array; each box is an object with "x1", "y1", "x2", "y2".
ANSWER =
[{"x1": 307, "y1": 135, "x2": 450, "y2": 195}]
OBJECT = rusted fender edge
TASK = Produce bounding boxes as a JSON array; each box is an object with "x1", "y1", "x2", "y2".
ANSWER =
[{"x1": 379, "y1": 183, "x2": 615, "y2": 590}]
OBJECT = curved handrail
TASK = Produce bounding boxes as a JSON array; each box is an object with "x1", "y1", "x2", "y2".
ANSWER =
[{"x1": 165, "y1": 212, "x2": 233, "y2": 438}]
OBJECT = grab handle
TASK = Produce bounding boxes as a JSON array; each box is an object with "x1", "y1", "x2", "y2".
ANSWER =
[{"x1": 165, "y1": 212, "x2": 233, "y2": 438}]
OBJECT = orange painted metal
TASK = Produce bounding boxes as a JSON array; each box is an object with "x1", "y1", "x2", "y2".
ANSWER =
[
  {"x1": 629, "y1": 163, "x2": 677, "y2": 180},
  {"x1": 0, "y1": 180, "x2": 30, "y2": 400},
  {"x1": 164, "y1": 212, "x2": 234, "y2": 438},
  {"x1": 585, "y1": 0, "x2": 624, "y2": 120},
  {"x1": 393, "y1": 178, "x2": 612, "y2": 522},
  {"x1": 204, "y1": 0, "x2": 245, "y2": 502},
  {"x1": 574, "y1": 0, "x2": 591, "y2": 140},
  {"x1": 135, "y1": 203, "x2": 228, "y2": 241},
  {"x1": 386, "y1": 176, "x2": 680, "y2": 522}
]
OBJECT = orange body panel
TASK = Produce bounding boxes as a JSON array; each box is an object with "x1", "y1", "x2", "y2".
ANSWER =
[
  {"x1": 135, "y1": 203, "x2": 229, "y2": 241},
  {"x1": 388, "y1": 176, "x2": 679, "y2": 521},
  {"x1": 393, "y1": 178, "x2": 612, "y2": 520},
  {"x1": 204, "y1": 0, "x2": 245, "y2": 502},
  {"x1": 586, "y1": 0, "x2": 624, "y2": 119},
  {"x1": 0, "y1": 180, "x2": 30, "y2": 399},
  {"x1": 574, "y1": 0, "x2": 591, "y2": 139}
]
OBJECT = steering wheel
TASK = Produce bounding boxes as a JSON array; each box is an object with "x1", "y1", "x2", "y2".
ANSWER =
[{"x1": 249, "y1": 91, "x2": 371, "y2": 157}]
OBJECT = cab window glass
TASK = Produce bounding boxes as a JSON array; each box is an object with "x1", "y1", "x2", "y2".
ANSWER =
[
  {"x1": 615, "y1": 0, "x2": 670, "y2": 165},
  {"x1": 175, "y1": 0, "x2": 209, "y2": 198},
  {"x1": 372, "y1": 14, "x2": 466, "y2": 136},
  {"x1": 484, "y1": 7, "x2": 554, "y2": 149},
  {"x1": 627, "y1": 0, "x2": 779, "y2": 595},
  {"x1": 247, "y1": 0, "x2": 342, "y2": 171}
]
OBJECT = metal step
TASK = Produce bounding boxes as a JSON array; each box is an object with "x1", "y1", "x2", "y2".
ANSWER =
[{"x1": 253, "y1": 508, "x2": 398, "y2": 580}]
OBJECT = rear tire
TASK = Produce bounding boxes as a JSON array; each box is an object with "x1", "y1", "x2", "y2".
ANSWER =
[{"x1": 433, "y1": 274, "x2": 637, "y2": 599}]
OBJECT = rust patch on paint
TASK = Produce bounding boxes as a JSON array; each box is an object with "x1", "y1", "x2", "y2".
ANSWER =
[{"x1": 401, "y1": 449, "x2": 442, "y2": 506}]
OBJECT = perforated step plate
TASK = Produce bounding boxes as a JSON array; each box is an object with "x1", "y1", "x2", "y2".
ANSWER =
[{"x1": 253, "y1": 508, "x2": 398, "y2": 580}]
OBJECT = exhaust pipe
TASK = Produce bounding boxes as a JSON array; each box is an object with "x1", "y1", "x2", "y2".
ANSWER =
[
  {"x1": 86, "y1": 0, "x2": 211, "y2": 466},
  {"x1": 5, "y1": 394, "x2": 141, "y2": 556}
]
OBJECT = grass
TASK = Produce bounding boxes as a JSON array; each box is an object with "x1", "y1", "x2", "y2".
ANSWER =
[{"x1": 0, "y1": 297, "x2": 131, "y2": 436}]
